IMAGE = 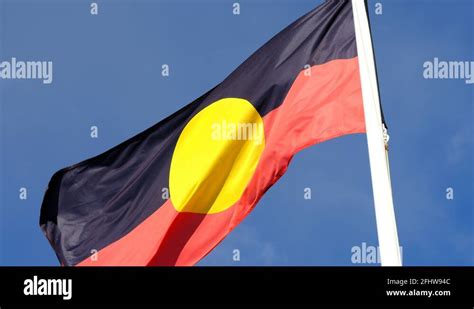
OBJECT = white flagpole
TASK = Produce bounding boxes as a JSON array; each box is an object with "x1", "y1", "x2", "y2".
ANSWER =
[{"x1": 351, "y1": 0, "x2": 402, "y2": 266}]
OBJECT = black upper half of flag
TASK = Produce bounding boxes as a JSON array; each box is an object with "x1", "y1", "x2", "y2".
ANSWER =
[{"x1": 40, "y1": 0, "x2": 357, "y2": 266}]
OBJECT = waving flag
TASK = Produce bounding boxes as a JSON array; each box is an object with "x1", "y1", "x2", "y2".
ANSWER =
[{"x1": 40, "y1": 0, "x2": 367, "y2": 266}]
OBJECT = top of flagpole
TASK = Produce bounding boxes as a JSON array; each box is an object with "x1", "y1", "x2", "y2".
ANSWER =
[{"x1": 362, "y1": 0, "x2": 388, "y2": 129}]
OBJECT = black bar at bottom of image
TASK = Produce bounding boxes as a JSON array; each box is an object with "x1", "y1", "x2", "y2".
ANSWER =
[{"x1": 0, "y1": 267, "x2": 472, "y2": 306}]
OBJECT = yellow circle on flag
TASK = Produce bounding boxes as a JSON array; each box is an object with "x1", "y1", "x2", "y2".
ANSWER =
[{"x1": 169, "y1": 98, "x2": 265, "y2": 214}]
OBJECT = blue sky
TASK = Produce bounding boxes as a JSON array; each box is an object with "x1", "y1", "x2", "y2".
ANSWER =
[{"x1": 0, "y1": 0, "x2": 472, "y2": 266}]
